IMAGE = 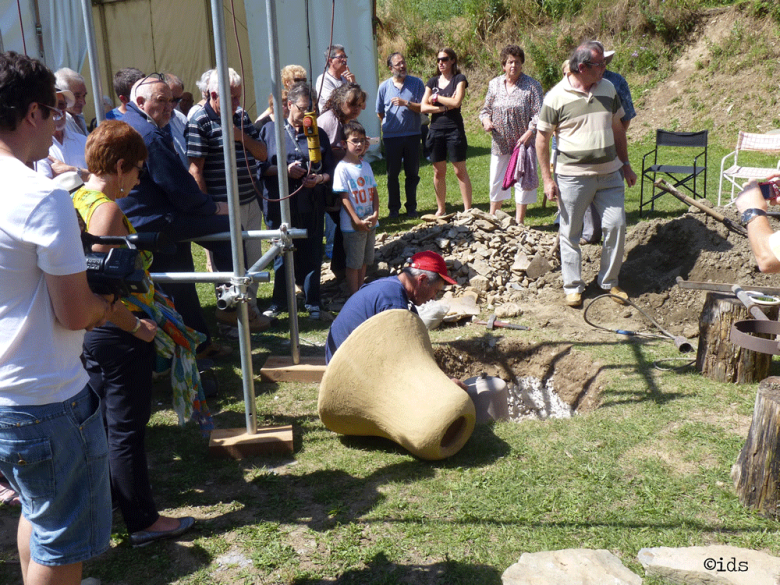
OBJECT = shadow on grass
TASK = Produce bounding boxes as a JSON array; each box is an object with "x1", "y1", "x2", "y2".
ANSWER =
[{"x1": 292, "y1": 551, "x2": 503, "y2": 584}]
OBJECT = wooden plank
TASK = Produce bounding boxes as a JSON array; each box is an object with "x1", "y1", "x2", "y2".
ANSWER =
[
  {"x1": 259, "y1": 355, "x2": 327, "y2": 383},
  {"x1": 209, "y1": 425, "x2": 294, "y2": 459}
]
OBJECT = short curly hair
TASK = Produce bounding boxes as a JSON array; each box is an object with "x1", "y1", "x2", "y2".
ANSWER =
[
  {"x1": 500, "y1": 45, "x2": 525, "y2": 66},
  {"x1": 85, "y1": 120, "x2": 148, "y2": 176}
]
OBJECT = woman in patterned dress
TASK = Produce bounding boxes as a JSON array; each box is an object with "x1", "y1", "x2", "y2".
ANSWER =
[{"x1": 479, "y1": 45, "x2": 544, "y2": 224}]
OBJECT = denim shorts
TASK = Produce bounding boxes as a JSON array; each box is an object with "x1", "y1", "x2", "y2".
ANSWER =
[{"x1": 0, "y1": 385, "x2": 111, "y2": 566}]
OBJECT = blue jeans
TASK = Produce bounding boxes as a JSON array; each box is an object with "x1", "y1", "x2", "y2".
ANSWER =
[{"x1": 0, "y1": 385, "x2": 111, "y2": 565}]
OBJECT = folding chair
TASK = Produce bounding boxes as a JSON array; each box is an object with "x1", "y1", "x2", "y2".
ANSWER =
[
  {"x1": 718, "y1": 131, "x2": 780, "y2": 206},
  {"x1": 640, "y1": 129, "x2": 708, "y2": 217}
]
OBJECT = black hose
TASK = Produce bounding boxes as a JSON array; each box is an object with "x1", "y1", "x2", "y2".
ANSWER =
[{"x1": 583, "y1": 293, "x2": 694, "y2": 353}]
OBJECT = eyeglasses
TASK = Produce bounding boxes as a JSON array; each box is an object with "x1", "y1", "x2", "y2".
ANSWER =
[
  {"x1": 37, "y1": 103, "x2": 65, "y2": 121},
  {"x1": 584, "y1": 60, "x2": 607, "y2": 69},
  {"x1": 391, "y1": 61, "x2": 406, "y2": 67},
  {"x1": 437, "y1": 57, "x2": 450, "y2": 62},
  {"x1": 292, "y1": 102, "x2": 311, "y2": 112},
  {"x1": 332, "y1": 55, "x2": 348, "y2": 62},
  {"x1": 347, "y1": 139, "x2": 367, "y2": 145}
]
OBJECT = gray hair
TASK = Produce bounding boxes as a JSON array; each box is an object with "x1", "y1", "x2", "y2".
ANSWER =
[
  {"x1": 196, "y1": 69, "x2": 213, "y2": 97},
  {"x1": 130, "y1": 77, "x2": 166, "y2": 104},
  {"x1": 54, "y1": 67, "x2": 85, "y2": 90},
  {"x1": 403, "y1": 266, "x2": 441, "y2": 284},
  {"x1": 569, "y1": 41, "x2": 603, "y2": 74},
  {"x1": 325, "y1": 44, "x2": 346, "y2": 60},
  {"x1": 163, "y1": 73, "x2": 183, "y2": 91},
  {"x1": 207, "y1": 68, "x2": 242, "y2": 95},
  {"x1": 287, "y1": 82, "x2": 312, "y2": 109}
]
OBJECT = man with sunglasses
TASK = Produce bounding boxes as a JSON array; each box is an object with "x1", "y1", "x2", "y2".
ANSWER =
[
  {"x1": 315, "y1": 44, "x2": 357, "y2": 112},
  {"x1": 0, "y1": 51, "x2": 114, "y2": 585},
  {"x1": 536, "y1": 40, "x2": 637, "y2": 308},
  {"x1": 33, "y1": 84, "x2": 89, "y2": 181},
  {"x1": 164, "y1": 72, "x2": 191, "y2": 168}
]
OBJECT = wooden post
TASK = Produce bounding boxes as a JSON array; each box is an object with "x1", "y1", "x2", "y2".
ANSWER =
[
  {"x1": 696, "y1": 293, "x2": 775, "y2": 383},
  {"x1": 732, "y1": 377, "x2": 780, "y2": 517}
]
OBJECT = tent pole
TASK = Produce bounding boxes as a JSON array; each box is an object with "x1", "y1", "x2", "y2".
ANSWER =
[
  {"x1": 209, "y1": 0, "x2": 257, "y2": 434},
  {"x1": 264, "y1": 0, "x2": 301, "y2": 365},
  {"x1": 79, "y1": 0, "x2": 104, "y2": 125}
]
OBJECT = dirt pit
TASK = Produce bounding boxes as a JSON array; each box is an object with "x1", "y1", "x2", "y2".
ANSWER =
[{"x1": 433, "y1": 337, "x2": 604, "y2": 419}]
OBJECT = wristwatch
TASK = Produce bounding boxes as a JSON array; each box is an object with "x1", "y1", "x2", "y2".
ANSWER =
[{"x1": 741, "y1": 208, "x2": 767, "y2": 226}]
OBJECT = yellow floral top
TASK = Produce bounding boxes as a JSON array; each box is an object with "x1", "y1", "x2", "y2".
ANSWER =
[{"x1": 71, "y1": 186, "x2": 155, "y2": 307}]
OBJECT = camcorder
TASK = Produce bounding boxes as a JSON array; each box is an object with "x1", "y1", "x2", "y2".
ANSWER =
[{"x1": 82, "y1": 231, "x2": 173, "y2": 299}]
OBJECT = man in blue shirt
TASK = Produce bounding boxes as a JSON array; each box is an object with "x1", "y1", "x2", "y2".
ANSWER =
[
  {"x1": 376, "y1": 53, "x2": 426, "y2": 218},
  {"x1": 325, "y1": 251, "x2": 455, "y2": 362}
]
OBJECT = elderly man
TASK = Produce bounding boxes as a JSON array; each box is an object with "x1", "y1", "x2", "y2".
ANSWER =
[
  {"x1": 163, "y1": 72, "x2": 191, "y2": 167},
  {"x1": 117, "y1": 74, "x2": 238, "y2": 356},
  {"x1": 55, "y1": 67, "x2": 89, "y2": 136},
  {"x1": 187, "y1": 68, "x2": 269, "y2": 328},
  {"x1": 536, "y1": 40, "x2": 637, "y2": 308},
  {"x1": 106, "y1": 67, "x2": 144, "y2": 121},
  {"x1": 0, "y1": 51, "x2": 113, "y2": 585},
  {"x1": 34, "y1": 84, "x2": 88, "y2": 181},
  {"x1": 325, "y1": 251, "x2": 455, "y2": 362},
  {"x1": 736, "y1": 177, "x2": 780, "y2": 272},
  {"x1": 376, "y1": 52, "x2": 425, "y2": 218},
  {"x1": 315, "y1": 44, "x2": 356, "y2": 112}
]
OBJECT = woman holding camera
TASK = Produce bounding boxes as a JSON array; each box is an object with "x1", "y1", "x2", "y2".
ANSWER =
[
  {"x1": 73, "y1": 120, "x2": 195, "y2": 547},
  {"x1": 259, "y1": 82, "x2": 335, "y2": 319}
]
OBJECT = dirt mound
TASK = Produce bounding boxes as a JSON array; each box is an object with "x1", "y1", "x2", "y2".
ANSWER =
[{"x1": 634, "y1": 6, "x2": 780, "y2": 142}]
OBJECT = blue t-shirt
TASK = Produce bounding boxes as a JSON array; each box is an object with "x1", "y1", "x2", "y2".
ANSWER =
[
  {"x1": 602, "y1": 70, "x2": 635, "y2": 123},
  {"x1": 376, "y1": 76, "x2": 425, "y2": 138},
  {"x1": 105, "y1": 107, "x2": 123, "y2": 121},
  {"x1": 325, "y1": 276, "x2": 416, "y2": 363}
]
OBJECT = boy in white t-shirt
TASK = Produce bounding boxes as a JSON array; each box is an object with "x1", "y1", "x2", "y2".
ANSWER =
[{"x1": 333, "y1": 120, "x2": 379, "y2": 295}]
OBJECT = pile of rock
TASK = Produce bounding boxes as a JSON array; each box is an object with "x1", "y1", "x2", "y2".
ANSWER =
[{"x1": 372, "y1": 208, "x2": 560, "y2": 309}]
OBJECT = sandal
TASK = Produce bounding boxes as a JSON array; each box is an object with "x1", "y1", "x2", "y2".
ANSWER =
[{"x1": 0, "y1": 480, "x2": 20, "y2": 507}]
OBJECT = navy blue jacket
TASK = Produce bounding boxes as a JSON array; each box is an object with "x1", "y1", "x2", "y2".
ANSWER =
[{"x1": 118, "y1": 102, "x2": 217, "y2": 230}]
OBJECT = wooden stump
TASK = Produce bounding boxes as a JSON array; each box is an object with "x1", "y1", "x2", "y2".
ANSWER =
[
  {"x1": 695, "y1": 293, "x2": 775, "y2": 383},
  {"x1": 732, "y1": 377, "x2": 780, "y2": 518}
]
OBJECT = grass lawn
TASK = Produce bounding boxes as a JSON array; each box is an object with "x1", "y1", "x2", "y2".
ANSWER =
[{"x1": 1, "y1": 129, "x2": 778, "y2": 585}]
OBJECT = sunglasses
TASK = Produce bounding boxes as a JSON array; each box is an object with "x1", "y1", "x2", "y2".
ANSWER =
[
  {"x1": 37, "y1": 103, "x2": 65, "y2": 121},
  {"x1": 135, "y1": 163, "x2": 145, "y2": 178},
  {"x1": 293, "y1": 77, "x2": 307, "y2": 83}
]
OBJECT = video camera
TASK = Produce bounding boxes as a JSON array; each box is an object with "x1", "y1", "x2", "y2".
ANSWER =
[{"x1": 82, "y1": 231, "x2": 173, "y2": 299}]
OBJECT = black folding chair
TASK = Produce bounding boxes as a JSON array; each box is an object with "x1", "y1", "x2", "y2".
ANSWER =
[{"x1": 640, "y1": 129, "x2": 708, "y2": 217}]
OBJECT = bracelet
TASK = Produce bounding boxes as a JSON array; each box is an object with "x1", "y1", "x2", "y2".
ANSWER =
[{"x1": 129, "y1": 317, "x2": 142, "y2": 334}]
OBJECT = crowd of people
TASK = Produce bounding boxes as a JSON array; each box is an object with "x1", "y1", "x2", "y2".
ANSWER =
[{"x1": 0, "y1": 36, "x2": 666, "y2": 583}]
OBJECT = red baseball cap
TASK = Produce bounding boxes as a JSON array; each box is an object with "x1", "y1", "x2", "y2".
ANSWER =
[{"x1": 409, "y1": 250, "x2": 456, "y2": 285}]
